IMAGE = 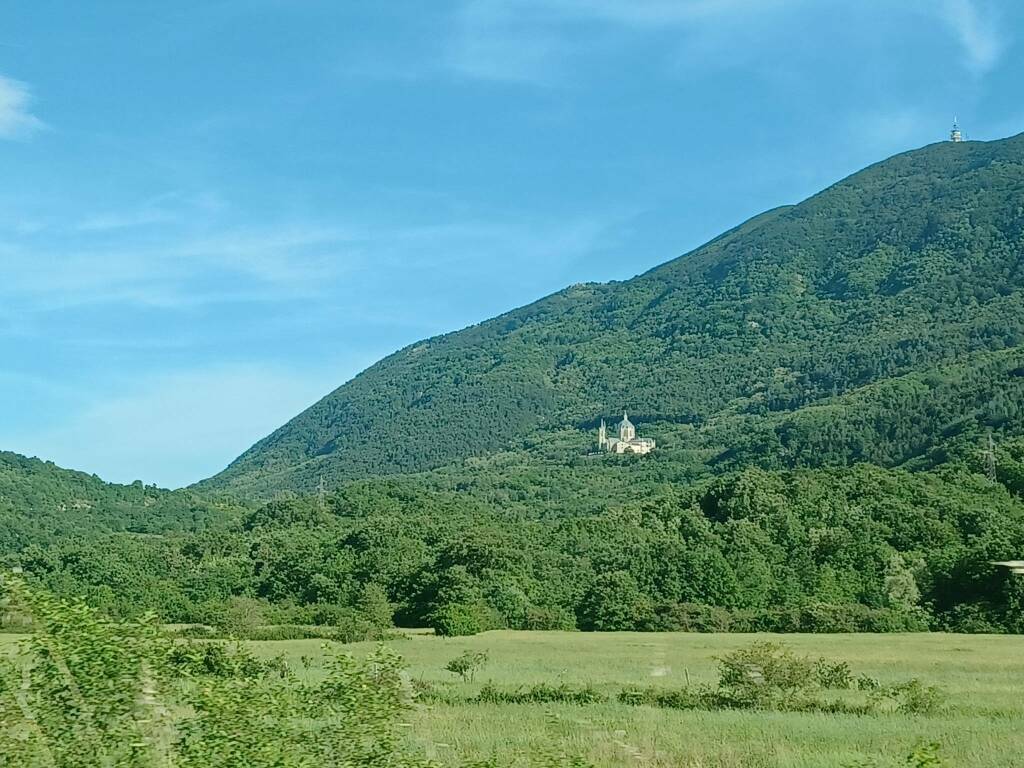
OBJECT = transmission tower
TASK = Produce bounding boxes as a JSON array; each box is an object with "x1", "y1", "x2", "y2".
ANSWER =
[
  {"x1": 983, "y1": 431, "x2": 998, "y2": 483},
  {"x1": 318, "y1": 474, "x2": 327, "y2": 510}
]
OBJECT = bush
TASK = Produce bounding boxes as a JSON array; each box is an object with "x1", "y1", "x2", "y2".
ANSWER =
[
  {"x1": 476, "y1": 682, "x2": 607, "y2": 705},
  {"x1": 430, "y1": 602, "x2": 501, "y2": 637},
  {"x1": 715, "y1": 642, "x2": 818, "y2": 710},
  {"x1": 870, "y1": 679, "x2": 946, "y2": 715},
  {"x1": 167, "y1": 643, "x2": 290, "y2": 679},
  {"x1": 816, "y1": 659, "x2": 853, "y2": 689},
  {"x1": 0, "y1": 577, "x2": 434, "y2": 768},
  {"x1": 618, "y1": 686, "x2": 701, "y2": 709},
  {"x1": 856, "y1": 674, "x2": 881, "y2": 691},
  {"x1": 653, "y1": 602, "x2": 733, "y2": 632},
  {"x1": 939, "y1": 603, "x2": 1004, "y2": 633},
  {"x1": 409, "y1": 678, "x2": 457, "y2": 705},
  {"x1": 445, "y1": 650, "x2": 490, "y2": 682},
  {"x1": 617, "y1": 643, "x2": 945, "y2": 719}
]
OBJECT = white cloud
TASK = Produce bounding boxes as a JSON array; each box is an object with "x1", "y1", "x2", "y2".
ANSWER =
[
  {"x1": 0, "y1": 75, "x2": 44, "y2": 138},
  {"x1": 936, "y1": 0, "x2": 1004, "y2": 73}
]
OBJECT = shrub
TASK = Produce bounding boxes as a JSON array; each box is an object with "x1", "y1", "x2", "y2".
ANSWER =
[
  {"x1": 445, "y1": 650, "x2": 490, "y2": 682},
  {"x1": 167, "y1": 643, "x2": 289, "y2": 680},
  {"x1": 0, "y1": 577, "x2": 434, "y2": 768},
  {"x1": 651, "y1": 603, "x2": 928, "y2": 633},
  {"x1": 816, "y1": 659, "x2": 853, "y2": 689},
  {"x1": 409, "y1": 678, "x2": 457, "y2": 705},
  {"x1": 653, "y1": 602, "x2": 733, "y2": 632},
  {"x1": 430, "y1": 602, "x2": 500, "y2": 637},
  {"x1": 856, "y1": 674, "x2": 881, "y2": 691},
  {"x1": 906, "y1": 742, "x2": 944, "y2": 767},
  {"x1": 715, "y1": 642, "x2": 818, "y2": 710},
  {"x1": 476, "y1": 682, "x2": 607, "y2": 705},
  {"x1": 618, "y1": 643, "x2": 945, "y2": 719},
  {"x1": 618, "y1": 686, "x2": 701, "y2": 710},
  {"x1": 870, "y1": 679, "x2": 946, "y2": 715}
]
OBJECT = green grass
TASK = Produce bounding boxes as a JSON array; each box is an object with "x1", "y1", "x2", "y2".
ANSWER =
[
  {"x1": 5, "y1": 629, "x2": 1022, "y2": 766},
  {"x1": 249, "y1": 631, "x2": 1024, "y2": 767}
]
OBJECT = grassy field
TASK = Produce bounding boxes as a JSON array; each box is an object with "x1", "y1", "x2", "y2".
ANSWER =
[
  {"x1": 249, "y1": 631, "x2": 1024, "y2": 768},
  {"x1": 4, "y1": 630, "x2": 1022, "y2": 766}
]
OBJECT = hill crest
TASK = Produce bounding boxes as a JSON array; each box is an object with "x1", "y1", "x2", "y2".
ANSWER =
[{"x1": 200, "y1": 133, "x2": 1024, "y2": 497}]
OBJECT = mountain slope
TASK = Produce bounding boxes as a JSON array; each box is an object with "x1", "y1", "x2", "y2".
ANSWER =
[
  {"x1": 203, "y1": 134, "x2": 1024, "y2": 497},
  {"x1": 0, "y1": 451, "x2": 237, "y2": 553}
]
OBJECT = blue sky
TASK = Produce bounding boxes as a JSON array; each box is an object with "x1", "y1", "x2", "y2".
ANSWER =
[{"x1": 1, "y1": 0, "x2": 1021, "y2": 488}]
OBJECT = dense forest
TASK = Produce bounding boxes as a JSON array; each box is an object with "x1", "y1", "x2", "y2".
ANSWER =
[
  {"x1": 0, "y1": 452, "x2": 237, "y2": 552},
  {"x1": 4, "y1": 135, "x2": 1024, "y2": 636},
  {"x1": 203, "y1": 134, "x2": 1024, "y2": 498},
  {"x1": 5, "y1": 446, "x2": 1024, "y2": 634}
]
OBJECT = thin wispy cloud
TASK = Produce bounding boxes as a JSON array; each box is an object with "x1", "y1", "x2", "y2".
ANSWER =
[
  {"x1": 936, "y1": 0, "x2": 1005, "y2": 73},
  {"x1": 0, "y1": 74, "x2": 44, "y2": 138},
  {"x1": 1, "y1": 207, "x2": 624, "y2": 316},
  {"x1": 446, "y1": 0, "x2": 805, "y2": 82},
  {"x1": 0, "y1": 228, "x2": 352, "y2": 312},
  {"x1": 525, "y1": 0, "x2": 801, "y2": 26}
]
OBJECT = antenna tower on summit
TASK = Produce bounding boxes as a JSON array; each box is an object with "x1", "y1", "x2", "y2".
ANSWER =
[{"x1": 950, "y1": 118, "x2": 963, "y2": 142}]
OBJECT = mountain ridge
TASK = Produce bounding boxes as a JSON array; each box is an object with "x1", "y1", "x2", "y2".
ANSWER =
[{"x1": 200, "y1": 133, "x2": 1024, "y2": 497}]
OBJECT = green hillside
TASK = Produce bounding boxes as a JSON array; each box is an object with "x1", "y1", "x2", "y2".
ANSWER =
[
  {"x1": 8, "y1": 135, "x2": 1024, "y2": 636},
  {"x1": 0, "y1": 451, "x2": 238, "y2": 554},
  {"x1": 202, "y1": 134, "x2": 1024, "y2": 497}
]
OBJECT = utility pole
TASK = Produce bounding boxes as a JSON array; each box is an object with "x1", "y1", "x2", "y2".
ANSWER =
[{"x1": 983, "y1": 431, "x2": 997, "y2": 483}]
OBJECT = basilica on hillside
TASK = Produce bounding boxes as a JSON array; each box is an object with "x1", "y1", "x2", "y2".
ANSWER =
[{"x1": 598, "y1": 413, "x2": 656, "y2": 455}]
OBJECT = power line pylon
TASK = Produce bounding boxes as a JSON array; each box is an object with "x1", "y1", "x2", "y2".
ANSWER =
[{"x1": 983, "y1": 431, "x2": 998, "y2": 483}]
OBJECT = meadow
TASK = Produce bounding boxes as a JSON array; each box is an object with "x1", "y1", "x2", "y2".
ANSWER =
[
  {"x1": 4, "y1": 628, "x2": 1023, "y2": 767},
  {"x1": 246, "y1": 630, "x2": 1024, "y2": 768}
]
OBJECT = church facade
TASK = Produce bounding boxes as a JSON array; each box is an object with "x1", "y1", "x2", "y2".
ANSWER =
[{"x1": 598, "y1": 413, "x2": 655, "y2": 455}]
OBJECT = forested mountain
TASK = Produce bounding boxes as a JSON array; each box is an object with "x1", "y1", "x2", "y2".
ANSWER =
[
  {"x1": 203, "y1": 134, "x2": 1024, "y2": 497},
  {"x1": 6, "y1": 135, "x2": 1024, "y2": 635},
  {"x1": 0, "y1": 451, "x2": 238, "y2": 553}
]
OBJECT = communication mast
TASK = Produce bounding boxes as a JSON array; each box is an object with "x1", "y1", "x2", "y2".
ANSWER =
[{"x1": 950, "y1": 118, "x2": 963, "y2": 142}]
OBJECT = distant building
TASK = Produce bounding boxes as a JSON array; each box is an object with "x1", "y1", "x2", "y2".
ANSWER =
[
  {"x1": 950, "y1": 118, "x2": 963, "y2": 142},
  {"x1": 598, "y1": 412, "x2": 655, "y2": 455}
]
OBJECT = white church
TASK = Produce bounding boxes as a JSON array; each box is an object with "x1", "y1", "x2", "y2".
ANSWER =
[{"x1": 598, "y1": 413, "x2": 656, "y2": 455}]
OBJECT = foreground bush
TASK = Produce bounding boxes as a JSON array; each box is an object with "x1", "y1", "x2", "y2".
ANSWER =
[
  {"x1": 0, "y1": 577, "x2": 430, "y2": 767},
  {"x1": 0, "y1": 577, "x2": 598, "y2": 767}
]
